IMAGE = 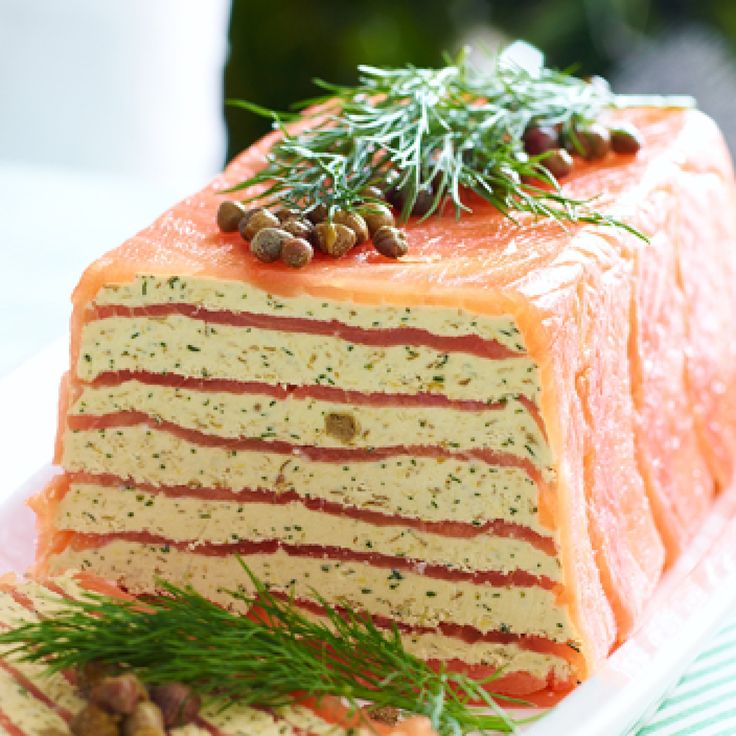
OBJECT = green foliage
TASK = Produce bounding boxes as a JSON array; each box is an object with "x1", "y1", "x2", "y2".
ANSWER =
[{"x1": 226, "y1": 52, "x2": 646, "y2": 239}]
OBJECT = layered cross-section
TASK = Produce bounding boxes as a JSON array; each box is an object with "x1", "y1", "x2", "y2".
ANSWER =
[{"x1": 40, "y1": 283, "x2": 580, "y2": 697}]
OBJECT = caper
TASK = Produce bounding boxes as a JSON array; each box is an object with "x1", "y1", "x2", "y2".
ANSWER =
[
  {"x1": 149, "y1": 683, "x2": 202, "y2": 727},
  {"x1": 388, "y1": 185, "x2": 435, "y2": 217},
  {"x1": 216, "y1": 200, "x2": 252, "y2": 233},
  {"x1": 385, "y1": 186, "x2": 403, "y2": 209},
  {"x1": 239, "y1": 208, "x2": 280, "y2": 241},
  {"x1": 306, "y1": 203, "x2": 328, "y2": 224},
  {"x1": 281, "y1": 237, "x2": 314, "y2": 268},
  {"x1": 325, "y1": 412, "x2": 358, "y2": 443},
  {"x1": 274, "y1": 206, "x2": 300, "y2": 222},
  {"x1": 77, "y1": 661, "x2": 115, "y2": 695},
  {"x1": 411, "y1": 186, "x2": 435, "y2": 217},
  {"x1": 281, "y1": 217, "x2": 315, "y2": 241},
  {"x1": 71, "y1": 704, "x2": 120, "y2": 736},
  {"x1": 334, "y1": 211, "x2": 369, "y2": 244},
  {"x1": 250, "y1": 227, "x2": 290, "y2": 263},
  {"x1": 363, "y1": 705, "x2": 400, "y2": 725},
  {"x1": 89, "y1": 673, "x2": 147, "y2": 715},
  {"x1": 523, "y1": 126, "x2": 559, "y2": 155},
  {"x1": 361, "y1": 184, "x2": 385, "y2": 200},
  {"x1": 383, "y1": 169, "x2": 410, "y2": 207},
  {"x1": 314, "y1": 222, "x2": 357, "y2": 257},
  {"x1": 610, "y1": 124, "x2": 642, "y2": 154},
  {"x1": 372, "y1": 226, "x2": 408, "y2": 259},
  {"x1": 394, "y1": 186, "x2": 434, "y2": 217},
  {"x1": 566, "y1": 124, "x2": 610, "y2": 160},
  {"x1": 543, "y1": 148, "x2": 573, "y2": 179},
  {"x1": 122, "y1": 701, "x2": 165, "y2": 736},
  {"x1": 362, "y1": 203, "x2": 395, "y2": 236}
]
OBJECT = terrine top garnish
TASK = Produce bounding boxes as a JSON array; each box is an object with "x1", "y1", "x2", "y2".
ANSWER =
[
  {"x1": 0, "y1": 565, "x2": 522, "y2": 735},
  {"x1": 216, "y1": 47, "x2": 695, "y2": 265}
]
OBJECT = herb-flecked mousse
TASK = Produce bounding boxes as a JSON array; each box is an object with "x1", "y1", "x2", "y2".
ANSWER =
[{"x1": 28, "y1": 97, "x2": 736, "y2": 705}]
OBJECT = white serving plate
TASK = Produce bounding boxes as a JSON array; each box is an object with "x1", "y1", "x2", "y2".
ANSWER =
[{"x1": 2, "y1": 343, "x2": 736, "y2": 735}]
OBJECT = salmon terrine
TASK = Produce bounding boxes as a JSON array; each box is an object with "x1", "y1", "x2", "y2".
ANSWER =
[{"x1": 31, "y1": 104, "x2": 736, "y2": 698}]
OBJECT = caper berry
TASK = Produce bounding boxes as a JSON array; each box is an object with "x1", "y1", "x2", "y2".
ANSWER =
[
  {"x1": 122, "y1": 701, "x2": 165, "y2": 736},
  {"x1": 216, "y1": 201, "x2": 252, "y2": 233},
  {"x1": 250, "y1": 227, "x2": 291, "y2": 263},
  {"x1": 523, "y1": 126, "x2": 559, "y2": 155},
  {"x1": 281, "y1": 217, "x2": 315, "y2": 241},
  {"x1": 334, "y1": 211, "x2": 369, "y2": 244},
  {"x1": 373, "y1": 226, "x2": 408, "y2": 259},
  {"x1": 610, "y1": 124, "x2": 642, "y2": 154},
  {"x1": 71, "y1": 704, "x2": 120, "y2": 736},
  {"x1": 89, "y1": 673, "x2": 147, "y2": 715},
  {"x1": 149, "y1": 683, "x2": 201, "y2": 727},
  {"x1": 566, "y1": 124, "x2": 611, "y2": 160},
  {"x1": 543, "y1": 148, "x2": 574, "y2": 179},
  {"x1": 281, "y1": 237, "x2": 314, "y2": 268},
  {"x1": 239, "y1": 208, "x2": 280, "y2": 241},
  {"x1": 363, "y1": 203, "x2": 395, "y2": 236},
  {"x1": 306, "y1": 203, "x2": 328, "y2": 224},
  {"x1": 314, "y1": 222, "x2": 357, "y2": 257}
]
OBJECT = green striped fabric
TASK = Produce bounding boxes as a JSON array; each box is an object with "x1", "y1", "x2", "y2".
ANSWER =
[{"x1": 633, "y1": 614, "x2": 736, "y2": 735}]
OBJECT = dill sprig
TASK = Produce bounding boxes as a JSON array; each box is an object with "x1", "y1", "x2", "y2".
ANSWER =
[
  {"x1": 226, "y1": 48, "x2": 645, "y2": 239},
  {"x1": 0, "y1": 565, "x2": 531, "y2": 735}
]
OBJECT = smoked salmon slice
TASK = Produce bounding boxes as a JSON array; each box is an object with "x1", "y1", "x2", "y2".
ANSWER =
[{"x1": 31, "y1": 104, "x2": 736, "y2": 698}]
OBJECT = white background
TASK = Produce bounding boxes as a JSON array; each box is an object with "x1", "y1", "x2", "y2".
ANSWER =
[{"x1": 0, "y1": 0, "x2": 230, "y2": 376}]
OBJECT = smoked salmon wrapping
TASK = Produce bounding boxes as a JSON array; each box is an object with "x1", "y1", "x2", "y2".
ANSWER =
[{"x1": 30, "y1": 106, "x2": 736, "y2": 699}]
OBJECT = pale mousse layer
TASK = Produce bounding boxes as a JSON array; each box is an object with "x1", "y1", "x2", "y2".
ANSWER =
[
  {"x1": 48, "y1": 541, "x2": 578, "y2": 642},
  {"x1": 78, "y1": 314, "x2": 540, "y2": 404},
  {"x1": 92, "y1": 274, "x2": 529, "y2": 351},
  {"x1": 71, "y1": 380, "x2": 548, "y2": 460},
  {"x1": 58, "y1": 482, "x2": 560, "y2": 579},
  {"x1": 62, "y1": 426, "x2": 547, "y2": 532}
]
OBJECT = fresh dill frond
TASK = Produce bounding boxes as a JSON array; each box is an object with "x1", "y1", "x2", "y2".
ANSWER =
[
  {"x1": 0, "y1": 564, "x2": 533, "y2": 735},
  {"x1": 225, "y1": 48, "x2": 648, "y2": 239}
]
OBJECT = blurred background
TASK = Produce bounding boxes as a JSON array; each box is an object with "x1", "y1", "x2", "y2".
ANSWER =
[
  {"x1": 226, "y1": 0, "x2": 736, "y2": 158},
  {"x1": 2, "y1": 0, "x2": 736, "y2": 376}
]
